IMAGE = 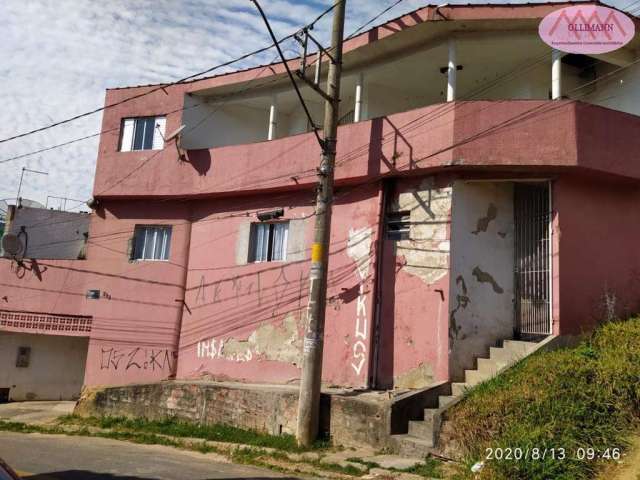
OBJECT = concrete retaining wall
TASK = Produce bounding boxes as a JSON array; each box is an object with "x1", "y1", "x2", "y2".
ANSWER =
[{"x1": 75, "y1": 381, "x2": 449, "y2": 449}]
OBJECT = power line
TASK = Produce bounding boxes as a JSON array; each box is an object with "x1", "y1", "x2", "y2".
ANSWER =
[
  {"x1": 0, "y1": 0, "x2": 407, "y2": 165},
  {"x1": 11, "y1": 43, "x2": 639, "y2": 236},
  {"x1": 0, "y1": 1, "x2": 341, "y2": 146}
]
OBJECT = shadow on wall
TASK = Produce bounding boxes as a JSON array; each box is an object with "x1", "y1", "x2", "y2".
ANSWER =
[
  {"x1": 367, "y1": 117, "x2": 415, "y2": 177},
  {"x1": 184, "y1": 149, "x2": 212, "y2": 176}
]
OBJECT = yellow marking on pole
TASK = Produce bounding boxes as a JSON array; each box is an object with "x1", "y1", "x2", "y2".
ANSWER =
[{"x1": 311, "y1": 243, "x2": 323, "y2": 262}]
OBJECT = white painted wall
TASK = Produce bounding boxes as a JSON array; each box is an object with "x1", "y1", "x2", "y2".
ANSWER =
[
  {"x1": 584, "y1": 62, "x2": 640, "y2": 116},
  {"x1": 449, "y1": 181, "x2": 515, "y2": 381},
  {"x1": 181, "y1": 95, "x2": 269, "y2": 149},
  {"x1": 0, "y1": 332, "x2": 89, "y2": 401}
]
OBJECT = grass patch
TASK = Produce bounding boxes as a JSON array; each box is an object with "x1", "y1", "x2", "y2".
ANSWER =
[
  {"x1": 445, "y1": 317, "x2": 640, "y2": 480},
  {"x1": 397, "y1": 457, "x2": 444, "y2": 478},
  {"x1": 58, "y1": 414, "x2": 327, "y2": 452}
]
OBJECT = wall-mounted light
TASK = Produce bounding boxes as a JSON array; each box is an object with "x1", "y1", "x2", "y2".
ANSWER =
[{"x1": 256, "y1": 208, "x2": 284, "y2": 222}]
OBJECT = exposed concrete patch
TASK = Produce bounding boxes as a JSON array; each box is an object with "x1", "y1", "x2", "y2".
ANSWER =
[
  {"x1": 223, "y1": 314, "x2": 302, "y2": 364},
  {"x1": 471, "y1": 266, "x2": 504, "y2": 294},
  {"x1": 392, "y1": 179, "x2": 452, "y2": 285},
  {"x1": 393, "y1": 363, "x2": 434, "y2": 390},
  {"x1": 472, "y1": 203, "x2": 497, "y2": 234},
  {"x1": 248, "y1": 314, "x2": 302, "y2": 364}
]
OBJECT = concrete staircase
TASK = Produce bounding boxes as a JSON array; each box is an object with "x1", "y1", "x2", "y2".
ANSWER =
[{"x1": 391, "y1": 339, "x2": 538, "y2": 457}]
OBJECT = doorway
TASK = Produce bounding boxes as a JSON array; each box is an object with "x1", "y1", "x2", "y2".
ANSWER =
[{"x1": 513, "y1": 182, "x2": 552, "y2": 338}]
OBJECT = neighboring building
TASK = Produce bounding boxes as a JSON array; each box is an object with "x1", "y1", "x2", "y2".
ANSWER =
[
  {"x1": 0, "y1": 205, "x2": 90, "y2": 401},
  {"x1": 2, "y1": 2, "x2": 640, "y2": 401}
]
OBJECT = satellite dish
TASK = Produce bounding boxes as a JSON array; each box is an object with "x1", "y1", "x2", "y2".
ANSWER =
[
  {"x1": 165, "y1": 125, "x2": 186, "y2": 142},
  {"x1": 2, "y1": 233, "x2": 24, "y2": 257}
]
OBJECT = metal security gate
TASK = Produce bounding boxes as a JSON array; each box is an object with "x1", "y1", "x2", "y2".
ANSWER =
[{"x1": 514, "y1": 183, "x2": 552, "y2": 337}]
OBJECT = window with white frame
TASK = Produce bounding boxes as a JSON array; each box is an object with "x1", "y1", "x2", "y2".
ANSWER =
[
  {"x1": 120, "y1": 116, "x2": 166, "y2": 152},
  {"x1": 248, "y1": 222, "x2": 289, "y2": 262},
  {"x1": 132, "y1": 225, "x2": 172, "y2": 261}
]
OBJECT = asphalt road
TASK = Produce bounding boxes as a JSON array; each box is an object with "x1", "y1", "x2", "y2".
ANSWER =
[{"x1": 0, "y1": 432, "x2": 301, "y2": 480}]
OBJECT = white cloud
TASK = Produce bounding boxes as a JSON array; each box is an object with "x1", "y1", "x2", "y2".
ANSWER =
[{"x1": 0, "y1": 0, "x2": 628, "y2": 209}]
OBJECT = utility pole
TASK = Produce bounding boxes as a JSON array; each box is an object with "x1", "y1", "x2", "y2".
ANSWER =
[
  {"x1": 296, "y1": 0, "x2": 346, "y2": 447},
  {"x1": 249, "y1": 0, "x2": 346, "y2": 447}
]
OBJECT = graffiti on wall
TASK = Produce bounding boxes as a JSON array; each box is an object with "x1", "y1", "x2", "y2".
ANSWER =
[
  {"x1": 192, "y1": 267, "x2": 306, "y2": 318},
  {"x1": 100, "y1": 347, "x2": 176, "y2": 372},
  {"x1": 347, "y1": 227, "x2": 373, "y2": 376},
  {"x1": 197, "y1": 337, "x2": 253, "y2": 363}
]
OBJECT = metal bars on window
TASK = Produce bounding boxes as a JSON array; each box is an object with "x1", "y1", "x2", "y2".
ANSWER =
[{"x1": 514, "y1": 183, "x2": 551, "y2": 336}]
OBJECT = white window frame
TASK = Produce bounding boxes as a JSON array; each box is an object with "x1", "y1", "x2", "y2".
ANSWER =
[
  {"x1": 248, "y1": 221, "x2": 289, "y2": 263},
  {"x1": 119, "y1": 116, "x2": 166, "y2": 152},
  {"x1": 132, "y1": 225, "x2": 172, "y2": 261}
]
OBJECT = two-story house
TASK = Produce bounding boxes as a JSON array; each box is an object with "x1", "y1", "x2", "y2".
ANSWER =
[{"x1": 2, "y1": 1, "x2": 640, "y2": 408}]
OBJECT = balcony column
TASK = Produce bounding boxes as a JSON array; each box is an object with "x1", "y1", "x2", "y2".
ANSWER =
[
  {"x1": 354, "y1": 72, "x2": 365, "y2": 122},
  {"x1": 268, "y1": 94, "x2": 278, "y2": 140},
  {"x1": 447, "y1": 38, "x2": 457, "y2": 102},
  {"x1": 551, "y1": 49, "x2": 563, "y2": 100}
]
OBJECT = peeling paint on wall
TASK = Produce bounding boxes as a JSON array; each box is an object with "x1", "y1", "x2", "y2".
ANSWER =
[
  {"x1": 392, "y1": 179, "x2": 452, "y2": 285},
  {"x1": 472, "y1": 266, "x2": 504, "y2": 294},
  {"x1": 346, "y1": 227, "x2": 373, "y2": 376},
  {"x1": 196, "y1": 313, "x2": 302, "y2": 365},
  {"x1": 472, "y1": 203, "x2": 498, "y2": 234},
  {"x1": 449, "y1": 275, "x2": 470, "y2": 342},
  {"x1": 449, "y1": 181, "x2": 515, "y2": 380}
]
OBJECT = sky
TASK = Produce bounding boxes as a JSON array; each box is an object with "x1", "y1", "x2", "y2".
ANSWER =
[{"x1": 0, "y1": 0, "x2": 633, "y2": 210}]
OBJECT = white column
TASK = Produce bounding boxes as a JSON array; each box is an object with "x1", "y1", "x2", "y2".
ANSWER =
[
  {"x1": 551, "y1": 49, "x2": 562, "y2": 100},
  {"x1": 268, "y1": 95, "x2": 278, "y2": 140},
  {"x1": 447, "y1": 38, "x2": 457, "y2": 102},
  {"x1": 354, "y1": 72, "x2": 364, "y2": 122}
]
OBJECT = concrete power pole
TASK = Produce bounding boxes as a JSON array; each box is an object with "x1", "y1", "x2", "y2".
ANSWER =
[{"x1": 296, "y1": 0, "x2": 346, "y2": 447}]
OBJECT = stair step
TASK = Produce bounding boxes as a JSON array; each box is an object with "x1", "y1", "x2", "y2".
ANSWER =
[
  {"x1": 438, "y1": 395, "x2": 456, "y2": 409},
  {"x1": 465, "y1": 369, "x2": 491, "y2": 386},
  {"x1": 392, "y1": 434, "x2": 434, "y2": 457},
  {"x1": 451, "y1": 382, "x2": 470, "y2": 396},
  {"x1": 503, "y1": 339, "x2": 537, "y2": 353},
  {"x1": 423, "y1": 407, "x2": 440, "y2": 421},
  {"x1": 408, "y1": 420, "x2": 434, "y2": 440},
  {"x1": 477, "y1": 357, "x2": 506, "y2": 376},
  {"x1": 490, "y1": 346, "x2": 525, "y2": 364}
]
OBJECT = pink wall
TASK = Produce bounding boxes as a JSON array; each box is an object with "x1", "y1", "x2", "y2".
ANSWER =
[
  {"x1": 553, "y1": 174, "x2": 640, "y2": 334},
  {"x1": 93, "y1": 98, "x2": 640, "y2": 201},
  {"x1": 375, "y1": 176, "x2": 451, "y2": 389},
  {"x1": 81, "y1": 201, "x2": 191, "y2": 386},
  {"x1": 0, "y1": 201, "x2": 191, "y2": 387},
  {"x1": 177, "y1": 185, "x2": 381, "y2": 388}
]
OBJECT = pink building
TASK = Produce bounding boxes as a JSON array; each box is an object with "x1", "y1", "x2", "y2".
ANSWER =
[{"x1": 2, "y1": 2, "x2": 640, "y2": 408}]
